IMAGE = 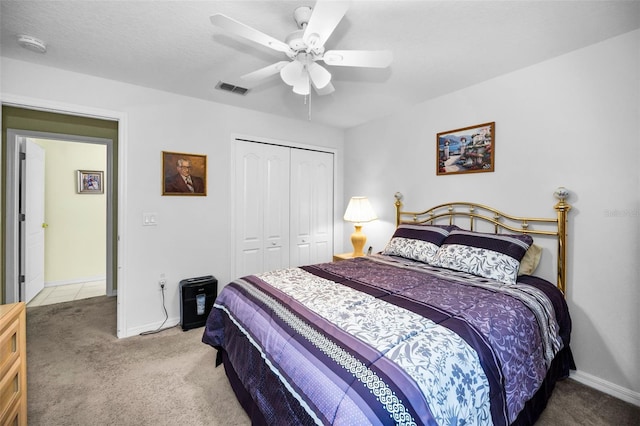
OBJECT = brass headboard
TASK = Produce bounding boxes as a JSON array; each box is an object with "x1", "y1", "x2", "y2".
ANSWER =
[{"x1": 394, "y1": 188, "x2": 571, "y2": 294}]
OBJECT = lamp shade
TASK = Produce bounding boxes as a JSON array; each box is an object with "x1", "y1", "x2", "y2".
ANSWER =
[{"x1": 343, "y1": 197, "x2": 377, "y2": 224}]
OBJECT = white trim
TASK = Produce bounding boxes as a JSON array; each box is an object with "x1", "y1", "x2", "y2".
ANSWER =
[
  {"x1": 1, "y1": 92, "x2": 129, "y2": 338},
  {"x1": 2, "y1": 94, "x2": 124, "y2": 122},
  {"x1": 6, "y1": 129, "x2": 113, "y2": 304},
  {"x1": 570, "y1": 370, "x2": 640, "y2": 407},
  {"x1": 231, "y1": 132, "x2": 339, "y2": 156},
  {"x1": 4, "y1": 132, "x2": 22, "y2": 303},
  {"x1": 126, "y1": 316, "x2": 181, "y2": 337}
]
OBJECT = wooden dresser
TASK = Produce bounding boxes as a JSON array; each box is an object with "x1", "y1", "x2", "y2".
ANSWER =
[{"x1": 0, "y1": 302, "x2": 27, "y2": 426}]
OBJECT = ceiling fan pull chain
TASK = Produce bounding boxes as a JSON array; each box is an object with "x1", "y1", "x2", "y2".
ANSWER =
[{"x1": 308, "y1": 82, "x2": 312, "y2": 121}]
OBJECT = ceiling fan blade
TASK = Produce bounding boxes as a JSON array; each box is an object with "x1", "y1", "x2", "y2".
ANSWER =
[
  {"x1": 280, "y1": 60, "x2": 304, "y2": 86},
  {"x1": 303, "y1": 1, "x2": 349, "y2": 49},
  {"x1": 292, "y1": 71, "x2": 310, "y2": 95},
  {"x1": 323, "y1": 50, "x2": 393, "y2": 68},
  {"x1": 307, "y1": 62, "x2": 332, "y2": 90},
  {"x1": 313, "y1": 81, "x2": 335, "y2": 96},
  {"x1": 241, "y1": 61, "x2": 290, "y2": 82},
  {"x1": 211, "y1": 13, "x2": 292, "y2": 55}
]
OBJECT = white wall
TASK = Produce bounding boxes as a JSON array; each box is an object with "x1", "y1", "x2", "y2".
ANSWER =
[
  {"x1": 34, "y1": 138, "x2": 107, "y2": 284},
  {"x1": 1, "y1": 57, "x2": 345, "y2": 337},
  {"x1": 344, "y1": 30, "x2": 640, "y2": 403}
]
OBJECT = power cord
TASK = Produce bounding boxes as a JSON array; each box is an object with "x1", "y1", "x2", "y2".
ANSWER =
[{"x1": 140, "y1": 282, "x2": 178, "y2": 336}]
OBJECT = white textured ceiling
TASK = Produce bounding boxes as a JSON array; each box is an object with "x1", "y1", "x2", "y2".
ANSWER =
[{"x1": 1, "y1": 1, "x2": 639, "y2": 129}]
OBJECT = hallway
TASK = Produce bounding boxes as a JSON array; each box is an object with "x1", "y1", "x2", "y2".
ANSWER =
[{"x1": 27, "y1": 280, "x2": 106, "y2": 307}]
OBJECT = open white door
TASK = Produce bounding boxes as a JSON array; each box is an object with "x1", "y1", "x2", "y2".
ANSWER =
[{"x1": 21, "y1": 139, "x2": 46, "y2": 303}]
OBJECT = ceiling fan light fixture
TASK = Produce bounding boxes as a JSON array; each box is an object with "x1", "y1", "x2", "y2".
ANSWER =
[
  {"x1": 292, "y1": 71, "x2": 310, "y2": 95},
  {"x1": 307, "y1": 62, "x2": 331, "y2": 89},
  {"x1": 280, "y1": 60, "x2": 304, "y2": 86}
]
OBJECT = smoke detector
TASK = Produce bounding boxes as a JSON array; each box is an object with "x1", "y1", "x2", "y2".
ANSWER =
[{"x1": 17, "y1": 35, "x2": 47, "y2": 54}]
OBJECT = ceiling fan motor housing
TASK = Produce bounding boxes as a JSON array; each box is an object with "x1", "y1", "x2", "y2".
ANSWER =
[{"x1": 285, "y1": 30, "x2": 307, "y2": 51}]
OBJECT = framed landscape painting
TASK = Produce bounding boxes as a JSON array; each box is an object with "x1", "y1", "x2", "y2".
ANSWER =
[{"x1": 437, "y1": 122, "x2": 495, "y2": 176}]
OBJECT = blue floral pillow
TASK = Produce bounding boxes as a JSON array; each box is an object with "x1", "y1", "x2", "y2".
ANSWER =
[
  {"x1": 431, "y1": 230, "x2": 533, "y2": 284},
  {"x1": 382, "y1": 224, "x2": 459, "y2": 265}
]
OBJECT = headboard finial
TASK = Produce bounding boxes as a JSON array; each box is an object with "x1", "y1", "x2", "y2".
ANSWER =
[
  {"x1": 552, "y1": 187, "x2": 571, "y2": 295},
  {"x1": 554, "y1": 187, "x2": 569, "y2": 202},
  {"x1": 394, "y1": 192, "x2": 403, "y2": 227}
]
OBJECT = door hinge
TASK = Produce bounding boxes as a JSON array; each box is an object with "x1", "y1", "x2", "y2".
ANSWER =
[
  {"x1": 19, "y1": 275, "x2": 25, "y2": 284},
  {"x1": 19, "y1": 213, "x2": 26, "y2": 221},
  {"x1": 20, "y1": 152, "x2": 26, "y2": 160}
]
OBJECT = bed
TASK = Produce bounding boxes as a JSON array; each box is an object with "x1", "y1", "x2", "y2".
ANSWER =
[{"x1": 202, "y1": 189, "x2": 575, "y2": 425}]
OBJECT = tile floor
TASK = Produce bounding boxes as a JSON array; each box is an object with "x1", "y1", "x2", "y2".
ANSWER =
[{"x1": 27, "y1": 280, "x2": 106, "y2": 307}]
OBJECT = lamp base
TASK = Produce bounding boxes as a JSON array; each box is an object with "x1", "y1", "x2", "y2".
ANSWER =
[{"x1": 350, "y1": 225, "x2": 367, "y2": 257}]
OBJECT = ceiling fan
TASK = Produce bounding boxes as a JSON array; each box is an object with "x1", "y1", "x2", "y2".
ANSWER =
[{"x1": 210, "y1": 1, "x2": 393, "y2": 96}]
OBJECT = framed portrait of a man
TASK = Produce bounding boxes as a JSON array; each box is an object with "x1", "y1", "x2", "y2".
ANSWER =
[{"x1": 162, "y1": 151, "x2": 207, "y2": 196}]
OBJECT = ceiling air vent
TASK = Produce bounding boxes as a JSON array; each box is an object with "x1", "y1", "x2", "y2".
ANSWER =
[{"x1": 215, "y1": 81, "x2": 249, "y2": 96}]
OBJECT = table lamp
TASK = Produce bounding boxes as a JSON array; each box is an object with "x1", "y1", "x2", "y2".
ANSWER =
[{"x1": 343, "y1": 196, "x2": 378, "y2": 257}]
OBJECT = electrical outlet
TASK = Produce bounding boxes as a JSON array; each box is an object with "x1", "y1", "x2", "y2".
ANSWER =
[{"x1": 159, "y1": 273, "x2": 166, "y2": 289}]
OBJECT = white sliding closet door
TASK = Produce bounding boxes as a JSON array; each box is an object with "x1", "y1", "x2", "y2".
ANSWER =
[
  {"x1": 233, "y1": 140, "x2": 334, "y2": 279},
  {"x1": 234, "y1": 141, "x2": 290, "y2": 278},
  {"x1": 290, "y1": 149, "x2": 334, "y2": 266}
]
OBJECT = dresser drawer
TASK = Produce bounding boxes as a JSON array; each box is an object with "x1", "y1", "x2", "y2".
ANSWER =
[
  {"x1": 2, "y1": 396, "x2": 24, "y2": 426},
  {"x1": 0, "y1": 358, "x2": 22, "y2": 422},
  {"x1": 0, "y1": 316, "x2": 21, "y2": 378},
  {"x1": 0, "y1": 303, "x2": 27, "y2": 426}
]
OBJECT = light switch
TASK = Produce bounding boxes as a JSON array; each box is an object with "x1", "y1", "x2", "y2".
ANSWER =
[{"x1": 143, "y1": 212, "x2": 158, "y2": 226}]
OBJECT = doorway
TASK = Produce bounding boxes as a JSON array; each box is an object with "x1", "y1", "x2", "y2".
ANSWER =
[
  {"x1": 5, "y1": 130, "x2": 114, "y2": 304},
  {"x1": 2, "y1": 102, "x2": 126, "y2": 336}
]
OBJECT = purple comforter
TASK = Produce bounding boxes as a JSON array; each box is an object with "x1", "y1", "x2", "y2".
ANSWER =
[{"x1": 203, "y1": 255, "x2": 573, "y2": 425}]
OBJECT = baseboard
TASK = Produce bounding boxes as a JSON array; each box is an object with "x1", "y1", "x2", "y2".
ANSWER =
[
  {"x1": 45, "y1": 276, "x2": 106, "y2": 287},
  {"x1": 124, "y1": 316, "x2": 181, "y2": 338},
  {"x1": 570, "y1": 370, "x2": 640, "y2": 407}
]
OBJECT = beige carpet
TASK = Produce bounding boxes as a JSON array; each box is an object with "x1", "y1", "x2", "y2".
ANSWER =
[
  {"x1": 26, "y1": 296, "x2": 639, "y2": 425},
  {"x1": 26, "y1": 296, "x2": 248, "y2": 425}
]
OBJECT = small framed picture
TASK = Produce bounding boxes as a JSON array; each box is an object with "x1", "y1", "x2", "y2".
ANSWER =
[
  {"x1": 437, "y1": 122, "x2": 495, "y2": 175},
  {"x1": 162, "y1": 151, "x2": 207, "y2": 196},
  {"x1": 77, "y1": 170, "x2": 104, "y2": 194}
]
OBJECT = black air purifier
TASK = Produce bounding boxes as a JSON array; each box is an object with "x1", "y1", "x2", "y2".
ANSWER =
[{"x1": 179, "y1": 275, "x2": 217, "y2": 331}]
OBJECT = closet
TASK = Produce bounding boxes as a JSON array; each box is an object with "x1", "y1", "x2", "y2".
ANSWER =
[{"x1": 233, "y1": 139, "x2": 334, "y2": 278}]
